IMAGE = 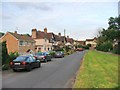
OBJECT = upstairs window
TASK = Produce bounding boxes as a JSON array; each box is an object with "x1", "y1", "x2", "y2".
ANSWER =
[{"x1": 19, "y1": 41, "x2": 24, "y2": 46}]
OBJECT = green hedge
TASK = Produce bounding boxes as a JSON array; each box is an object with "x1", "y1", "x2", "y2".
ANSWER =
[{"x1": 96, "y1": 41, "x2": 113, "y2": 52}]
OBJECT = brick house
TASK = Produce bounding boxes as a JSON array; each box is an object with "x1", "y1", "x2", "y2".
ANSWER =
[
  {"x1": 0, "y1": 31, "x2": 35, "y2": 54},
  {"x1": 32, "y1": 28, "x2": 55, "y2": 52}
]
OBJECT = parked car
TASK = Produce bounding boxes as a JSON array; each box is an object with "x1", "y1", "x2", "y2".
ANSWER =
[
  {"x1": 55, "y1": 51, "x2": 64, "y2": 58},
  {"x1": 76, "y1": 48, "x2": 84, "y2": 51},
  {"x1": 35, "y1": 52, "x2": 51, "y2": 62},
  {"x1": 10, "y1": 55, "x2": 41, "y2": 72}
]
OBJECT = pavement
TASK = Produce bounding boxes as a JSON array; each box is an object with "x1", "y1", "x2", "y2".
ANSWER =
[{"x1": 2, "y1": 51, "x2": 85, "y2": 88}]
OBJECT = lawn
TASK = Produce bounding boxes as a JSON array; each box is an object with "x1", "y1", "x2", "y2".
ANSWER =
[{"x1": 73, "y1": 50, "x2": 119, "y2": 88}]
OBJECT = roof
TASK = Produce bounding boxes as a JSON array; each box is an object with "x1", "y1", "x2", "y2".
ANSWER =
[
  {"x1": 9, "y1": 32, "x2": 35, "y2": 42},
  {"x1": 67, "y1": 38, "x2": 74, "y2": 43},
  {"x1": 86, "y1": 37, "x2": 97, "y2": 41},
  {"x1": 36, "y1": 31, "x2": 53, "y2": 39},
  {"x1": 77, "y1": 40, "x2": 85, "y2": 45}
]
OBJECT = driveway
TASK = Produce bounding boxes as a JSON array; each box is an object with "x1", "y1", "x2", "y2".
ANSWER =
[{"x1": 2, "y1": 51, "x2": 85, "y2": 88}]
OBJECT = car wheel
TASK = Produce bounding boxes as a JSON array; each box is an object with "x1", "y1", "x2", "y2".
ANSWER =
[
  {"x1": 13, "y1": 69, "x2": 17, "y2": 72},
  {"x1": 27, "y1": 65, "x2": 32, "y2": 72},
  {"x1": 38, "y1": 62, "x2": 41, "y2": 68}
]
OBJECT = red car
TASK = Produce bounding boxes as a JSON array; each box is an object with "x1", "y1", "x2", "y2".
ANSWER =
[{"x1": 76, "y1": 48, "x2": 84, "y2": 51}]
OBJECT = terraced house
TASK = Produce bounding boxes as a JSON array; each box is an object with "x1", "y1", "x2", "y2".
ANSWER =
[{"x1": 0, "y1": 31, "x2": 35, "y2": 54}]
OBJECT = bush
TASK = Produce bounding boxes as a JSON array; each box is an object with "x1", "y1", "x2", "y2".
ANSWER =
[
  {"x1": 96, "y1": 41, "x2": 113, "y2": 52},
  {"x1": 87, "y1": 44, "x2": 92, "y2": 47},
  {"x1": 112, "y1": 44, "x2": 120, "y2": 54},
  {"x1": 49, "y1": 52, "x2": 56, "y2": 58},
  {"x1": 77, "y1": 45, "x2": 89, "y2": 50},
  {"x1": 2, "y1": 64, "x2": 10, "y2": 70},
  {"x1": 8, "y1": 52, "x2": 19, "y2": 63},
  {"x1": 82, "y1": 45, "x2": 89, "y2": 50}
]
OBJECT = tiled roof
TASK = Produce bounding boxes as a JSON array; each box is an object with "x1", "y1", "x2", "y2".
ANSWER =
[
  {"x1": 9, "y1": 32, "x2": 35, "y2": 42},
  {"x1": 67, "y1": 38, "x2": 74, "y2": 43},
  {"x1": 86, "y1": 37, "x2": 97, "y2": 41},
  {"x1": 36, "y1": 31, "x2": 53, "y2": 40}
]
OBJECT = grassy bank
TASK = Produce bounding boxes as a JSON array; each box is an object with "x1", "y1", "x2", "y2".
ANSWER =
[{"x1": 73, "y1": 50, "x2": 119, "y2": 88}]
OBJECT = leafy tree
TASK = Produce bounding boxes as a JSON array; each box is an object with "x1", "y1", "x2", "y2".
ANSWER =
[{"x1": 96, "y1": 16, "x2": 120, "y2": 54}]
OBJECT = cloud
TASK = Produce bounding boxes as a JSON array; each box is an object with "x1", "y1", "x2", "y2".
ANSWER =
[
  {"x1": 11, "y1": 2, "x2": 53, "y2": 11},
  {"x1": 1, "y1": 0, "x2": 119, "y2": 2}
]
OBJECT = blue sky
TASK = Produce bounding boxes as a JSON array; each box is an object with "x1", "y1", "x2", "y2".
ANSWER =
[{"x1": 1, "y1": 1, "x2": 118, "y2": 40}]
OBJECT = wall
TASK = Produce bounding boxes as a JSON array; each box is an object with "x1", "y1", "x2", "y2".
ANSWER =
[
  {"x1": 0, "y1": 33, "x2": 19, "y2": 53},
  {"x1": 34, "y1": 39, "x2": 52, "y2": 52}
]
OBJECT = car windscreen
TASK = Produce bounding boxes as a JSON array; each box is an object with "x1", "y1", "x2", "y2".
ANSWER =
[{"x1": 14, "y1": 56, "x2": 27, "y2": 61}]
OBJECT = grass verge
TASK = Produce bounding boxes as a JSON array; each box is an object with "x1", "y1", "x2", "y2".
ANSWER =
[{"x1": 73, "y1": 50, "x2": 119, "y2": 88}]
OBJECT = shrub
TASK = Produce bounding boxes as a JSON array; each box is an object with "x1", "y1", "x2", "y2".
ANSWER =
[
  {"x1": 2, "y1": 64, "x2": 10, "y2": 70},
  {"x1": 49, "y1": 52, "x2": 56, "y2": 58},
  {"x1": 82, "y1": 45, "x2": 89, "y2": 50},
  {"x1": 8, "y1": 52, "x2": 19, "y2": 62},
  {"x1": 96, "y1": 41, "x2": 113, "y2": 52},
  {"x1": 112, "y1": 44, "x2": 120, "y2": 54}
]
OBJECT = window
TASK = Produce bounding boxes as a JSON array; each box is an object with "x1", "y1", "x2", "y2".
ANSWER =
[
  {"x1": 45, "y1": 38, "x2": 47, "y2": 42},
  {"x1": 19, "y1": 41, "x2": 23, "y2": 46}
]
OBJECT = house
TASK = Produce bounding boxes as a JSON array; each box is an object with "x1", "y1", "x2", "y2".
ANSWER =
[
  {"x1": 85, "y1": 37, "x2": 97, "y2": 48},
  {"x1": 52, "y1": 33, "x2": 67, "y2": 50},
  {"x1": 32, "y1": 28, "x2": 55, "y2": 52},
  {"x1": 66, "y1": 36, "x2": 74, "y2": 44},
  {"x1": 0, "y1": 32, "x2": 4, "y2": 38},
  {"x1": 77, "y1": 40, "x2": 85, "y2": 46},
  {"x1": 0, "y1": 31, "x2": 35, "y2": 54}
]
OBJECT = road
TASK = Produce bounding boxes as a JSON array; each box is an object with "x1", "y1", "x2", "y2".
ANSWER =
[{"x1": 2, "y1": 51, "x2": 85, "y2": 88}]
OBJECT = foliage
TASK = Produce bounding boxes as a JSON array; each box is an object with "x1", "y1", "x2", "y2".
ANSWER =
[
  {"x1": 78, "y1": 45, "x2": 89, "y2": 50},
  {"x1": 96, "y1": 41, "x2": 113, "y2": 52},
  {"x1": 87, "y1": 44, "x2": 91, "y2": 47},
  {"x1": 0, "y1": 41, "x2": 9, "y2": 65},
  {"x1": 49, "y1": 51, "x2": 56, "y2": 58},
  {"x1": 96, "y1": 16, "x2": 120, "y2": 54},
  {"x1": 9, "y1": 52, "x2": 19, "y2": 62},
  {"x1": 2, "y1": 64, "x2": 10, "y2": 70},
  {"x1": 74, "y1": 50, "x2": 118, "y2": 88}
]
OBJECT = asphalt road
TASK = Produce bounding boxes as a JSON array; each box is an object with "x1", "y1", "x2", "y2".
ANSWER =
[{"x1": 2, "y1": 51, "x2": 85, "y2": 88}]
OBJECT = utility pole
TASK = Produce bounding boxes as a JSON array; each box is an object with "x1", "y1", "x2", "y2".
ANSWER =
[
  {"x1": 64, "y1": 29, "x2": 66, "y2": 37},
  {"x1": 64, "y1": 29, "x2": 66, "y2": 44}
]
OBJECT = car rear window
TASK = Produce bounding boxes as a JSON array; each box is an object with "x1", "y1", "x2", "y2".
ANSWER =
[
  {"x1": 14, "y1": 56, "x2": 27, "y2": 61},
  {"x1": 36, "y1": 52, "x2": 43, "y2": 55}
]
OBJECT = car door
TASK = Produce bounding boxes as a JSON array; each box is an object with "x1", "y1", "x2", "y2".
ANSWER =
[{"x1": 29, "y1": 56, "x2": 36, "y2": 68}]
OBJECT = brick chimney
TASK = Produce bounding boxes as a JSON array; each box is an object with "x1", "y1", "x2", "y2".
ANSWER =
[
  {"x1": 58, "y1": 33, "x2": 61, "y2": 37},
  {"x1": 14, "y1": 31, "x2": 17, "y2": 34},
  {"x1": 32, "y1": 28, "x2": 37, "y2": 39},
  {"x1": 44, "y1": 27, "x2": 47, "y2": 34},
  {"x1": 67, "y1": 36, "x2": 69, "y2": 39}
]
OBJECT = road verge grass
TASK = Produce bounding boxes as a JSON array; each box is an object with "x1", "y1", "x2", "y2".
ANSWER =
[{"x1": 73, "y1": 50, "x2": 119, "y2": 88}]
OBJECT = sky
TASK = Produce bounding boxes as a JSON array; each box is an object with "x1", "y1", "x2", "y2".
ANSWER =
[{"x1": 1, "y1": 0, "x2": 119, "y2": 40}]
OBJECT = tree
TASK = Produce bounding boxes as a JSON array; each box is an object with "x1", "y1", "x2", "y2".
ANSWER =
[
  {"x1": 1, "y1": 41, "x2": 9, "y2": 65},
  {"x1": 96, "y1": 16, "x2": 120, "y2": 54}
]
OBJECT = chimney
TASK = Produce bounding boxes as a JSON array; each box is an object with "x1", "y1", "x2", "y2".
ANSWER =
[
  {"x1": 32, "y1": 28, "x2": 37, "y2": 39},
  {"x1": 58, "y1": 33, "x2": 61, "y2": 37},
  {"x1": 44, "y1": 27, "x2": 47, "y2": 34},
  {"x1": 14, "y1": 31, "x2": 17, "y2": 34},
  {"x1": 67, "y1": 36, "x2": 69, "y2": 39}
]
